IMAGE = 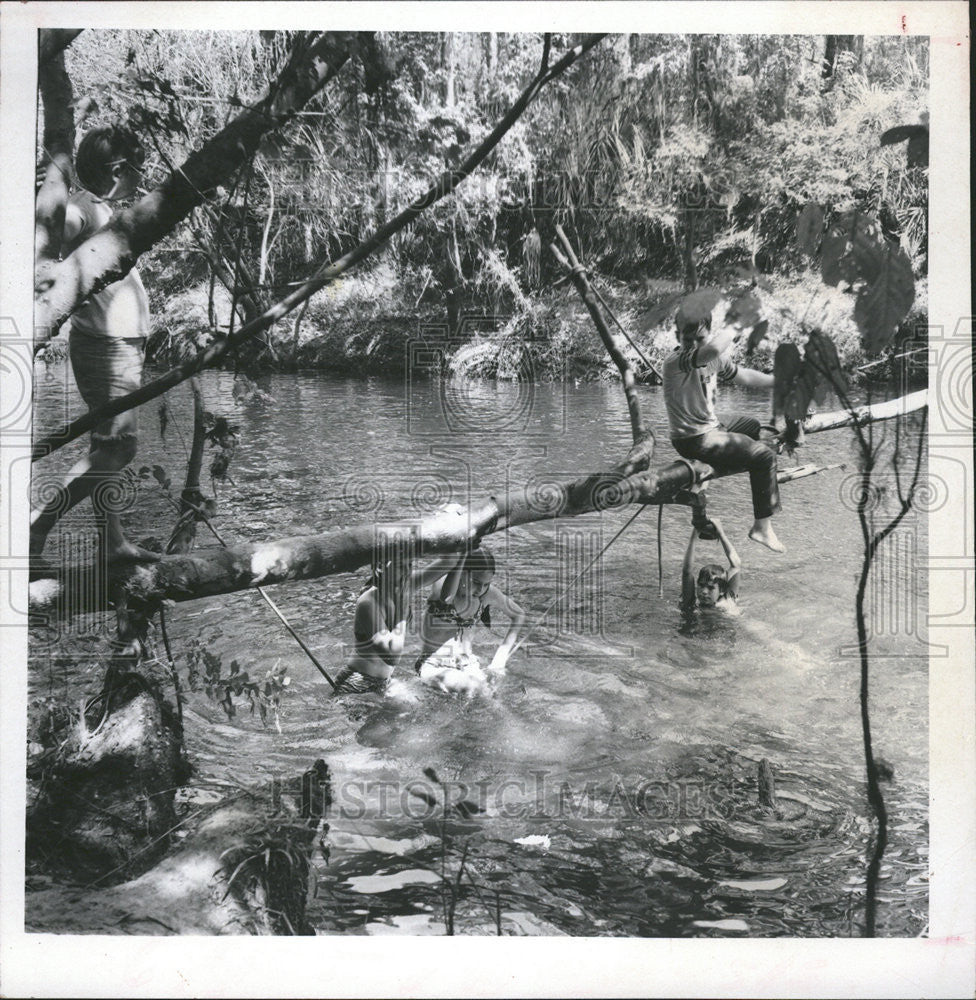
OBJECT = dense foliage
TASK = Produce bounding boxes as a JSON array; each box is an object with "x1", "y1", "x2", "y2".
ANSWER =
[{"x1": 57, "y1": 30, "x2": 928, "y2": 374}]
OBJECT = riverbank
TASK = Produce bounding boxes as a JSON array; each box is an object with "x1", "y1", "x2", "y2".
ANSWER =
[{"x1": 144, "y1": 263, "x2": 928, "y2": 385}]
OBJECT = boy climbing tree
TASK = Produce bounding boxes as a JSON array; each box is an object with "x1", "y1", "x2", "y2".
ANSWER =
[{"x1": 31, "y1": 126, "x2": 160, "y2": 572}]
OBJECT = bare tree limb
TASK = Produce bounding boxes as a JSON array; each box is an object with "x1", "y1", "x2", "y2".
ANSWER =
[
  {"x1": 551, "y1": 224, "x2": 653, "y2": 459},
  {"x1": 35, "y1": 49, "x2": 75, "y2": 262},
  {"x1": 30, "y1": 390, "x2": 922, "y2": 615}
]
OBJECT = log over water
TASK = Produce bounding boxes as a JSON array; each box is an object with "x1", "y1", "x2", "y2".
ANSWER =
[{"x1": 28, "y1": 391, "x2": 927, "y2": 616}]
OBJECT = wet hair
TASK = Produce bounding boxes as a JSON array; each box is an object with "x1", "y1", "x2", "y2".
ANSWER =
[
  {"x1": 697, "y1": 563, "x2": 728, "y2": 594},
  {"x1": 362, "y1": 552, "x2": 411, "y2": 594},
  {"x1": 75, "y1": 126, "x2": 145, "y2": 196},
  {"x1": 463, "y1": 546, "x2": 495, "y2": 577}
]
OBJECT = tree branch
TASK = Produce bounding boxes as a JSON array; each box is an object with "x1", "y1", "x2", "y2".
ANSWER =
[
  {"x1": 35, "y1": 49, "x2": 75, "y2": 262},
  {"x1": 39, "y1": 28, "x2": 83, "y2": 67},
  {"x1": 551, "y1": 224, "x2": 653, "y2": 457}
]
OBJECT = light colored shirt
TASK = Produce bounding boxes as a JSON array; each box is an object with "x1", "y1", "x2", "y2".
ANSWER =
[
  {"x1": 67, "y1": 190, "x2": 150, "y2": 340},
  {"x1": 662, "y1": 346, "x2": 738, "y2": 439}
]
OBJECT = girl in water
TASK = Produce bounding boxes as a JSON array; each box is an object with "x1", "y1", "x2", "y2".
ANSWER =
[
  {"x1": 415, "y1": 546, "x2": 526, "y2": 696},
  {"x1": 333, "y1": 552, "x2": 460, "y2": 695},
  {"x1": 681, "y1": 515, "x2": 741, "y2": 613}
]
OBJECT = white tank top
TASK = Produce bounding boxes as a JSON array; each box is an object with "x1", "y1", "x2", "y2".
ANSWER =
[{"x1": 67, "y1": 190, "x2": 150, "y2": 340}]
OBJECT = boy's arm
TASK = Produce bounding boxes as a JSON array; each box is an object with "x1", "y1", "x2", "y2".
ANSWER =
[
  {"x1": 693, "y1": 325, "x2": 739, "y2": 366},
  {"x1": 354, "y1": 592, "x2": 405, "y2": 662},
  {"x1": 411, "y1": 551, "x2": 467, "y2": 592},
  {"x1": 732, "y1": 366, "x2": 774, "y2": 390},
  {"x1": 681, "y1": 526, "x2": 698, "y2": 605},
  {"x1": 61, "y1": 201, "x2": 88, "y2": 256},
  {"x1": 435, "y1": 549, "x2": 469, "y2": 602},
  {"x1": 711, "y1": 517, "x2": 741, "y2": 599},
  {"x1": 486, "y1": 584, "x2": 527, "y2": 673}
]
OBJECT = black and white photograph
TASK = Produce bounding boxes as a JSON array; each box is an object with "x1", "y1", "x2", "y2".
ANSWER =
[{"x1": 0, "y1": 2, "x2": 972, "y2": 997}]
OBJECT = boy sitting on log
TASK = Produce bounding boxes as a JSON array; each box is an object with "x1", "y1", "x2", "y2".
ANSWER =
[{"x1": 661, "y1": 289, "x2": 785, "y2": 553}]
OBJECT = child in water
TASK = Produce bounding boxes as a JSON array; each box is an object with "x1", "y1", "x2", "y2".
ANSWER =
[
  {"x1": 681, "y1": 515, "x2": 741, "y2": 613},
  {"x1": 415, "y1": 546, "x2": 526, "y2": 696},
  {"x1": 332, "y1": 551, "x2": 463, "y2": 696}
]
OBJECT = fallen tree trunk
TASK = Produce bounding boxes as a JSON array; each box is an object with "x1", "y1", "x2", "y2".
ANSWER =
[
  {"x1": 29, "y1": 389, "x2": 925, "y2": 616},
  {"x1": 26, "y1": 782, "x2": 326, "y2": 935},
  {"x1": 799, "y1": 389, "x2": 927, "y2": 433}
]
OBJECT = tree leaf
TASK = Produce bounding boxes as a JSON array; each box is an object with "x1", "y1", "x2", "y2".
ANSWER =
[
  {"x1": 745, "y1": 319, "x2": 769, "y2": 355},
  {"x1": 821, "y1": 210, "x2": 886, "y2": 288},
  {"x1": 805, "y1": 329, "x2": 847, "y2": 393},
  {"x1": 795, "y1": 202, "x2": 823, "y2": 259},
  {"x1": 853, "y1": 244, "x2": 916, "y2": 354},
  {"x1": 772, "y1": 343, "x2": 803, "y2": 419}
]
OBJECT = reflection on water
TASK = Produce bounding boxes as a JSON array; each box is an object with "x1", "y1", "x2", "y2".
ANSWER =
[{"x1": 29, "y1": 366, "x2": 928, "y2": 936}]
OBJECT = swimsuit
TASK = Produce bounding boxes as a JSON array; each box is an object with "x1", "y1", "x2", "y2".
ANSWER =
[
  {"x1": 414, "y1": 596, "x2": 491, "y2": 674},
  {"x1": 331, "y1": 665, "x2": 391, "y2": 696}
]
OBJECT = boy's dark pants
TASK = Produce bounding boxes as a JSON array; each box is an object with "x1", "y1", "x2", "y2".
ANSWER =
[{"x1": 673, "y1": 415, "x2": 780, "y2": 520}]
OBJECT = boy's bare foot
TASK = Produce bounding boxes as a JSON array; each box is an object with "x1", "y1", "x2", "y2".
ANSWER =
[{"x1": 748, "y1": 520, "x2": 785, "y2": 553}]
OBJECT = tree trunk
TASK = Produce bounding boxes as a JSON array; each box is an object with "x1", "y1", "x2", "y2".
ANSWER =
[
  {"x1": 27, "y1": 782, "x2": 327, "y2": 935},
  {"x1": 443, "y1": 32, "x2": 457, "y2": 106},
  {"x1": 822, "y1": 35, "x2": 863, "y2": 80},
  {"x1": 38, "y1": 28, "x2": 83, "y2": 67},
  {"x1": 27, "y1": 679, "x2": 188, "y2": 885},
  {"x1": 35, "y1": 46, "x2": 75, "y2": 263}
]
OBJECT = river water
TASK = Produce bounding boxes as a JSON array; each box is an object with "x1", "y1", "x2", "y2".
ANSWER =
[{"x1": 29, "y1": 363, "x2": 929, "y2": 937}]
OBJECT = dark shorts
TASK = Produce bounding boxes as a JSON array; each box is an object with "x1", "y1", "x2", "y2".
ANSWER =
[{"x1": 69, "y1": 330, "x2": 144, "y2": 442}]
